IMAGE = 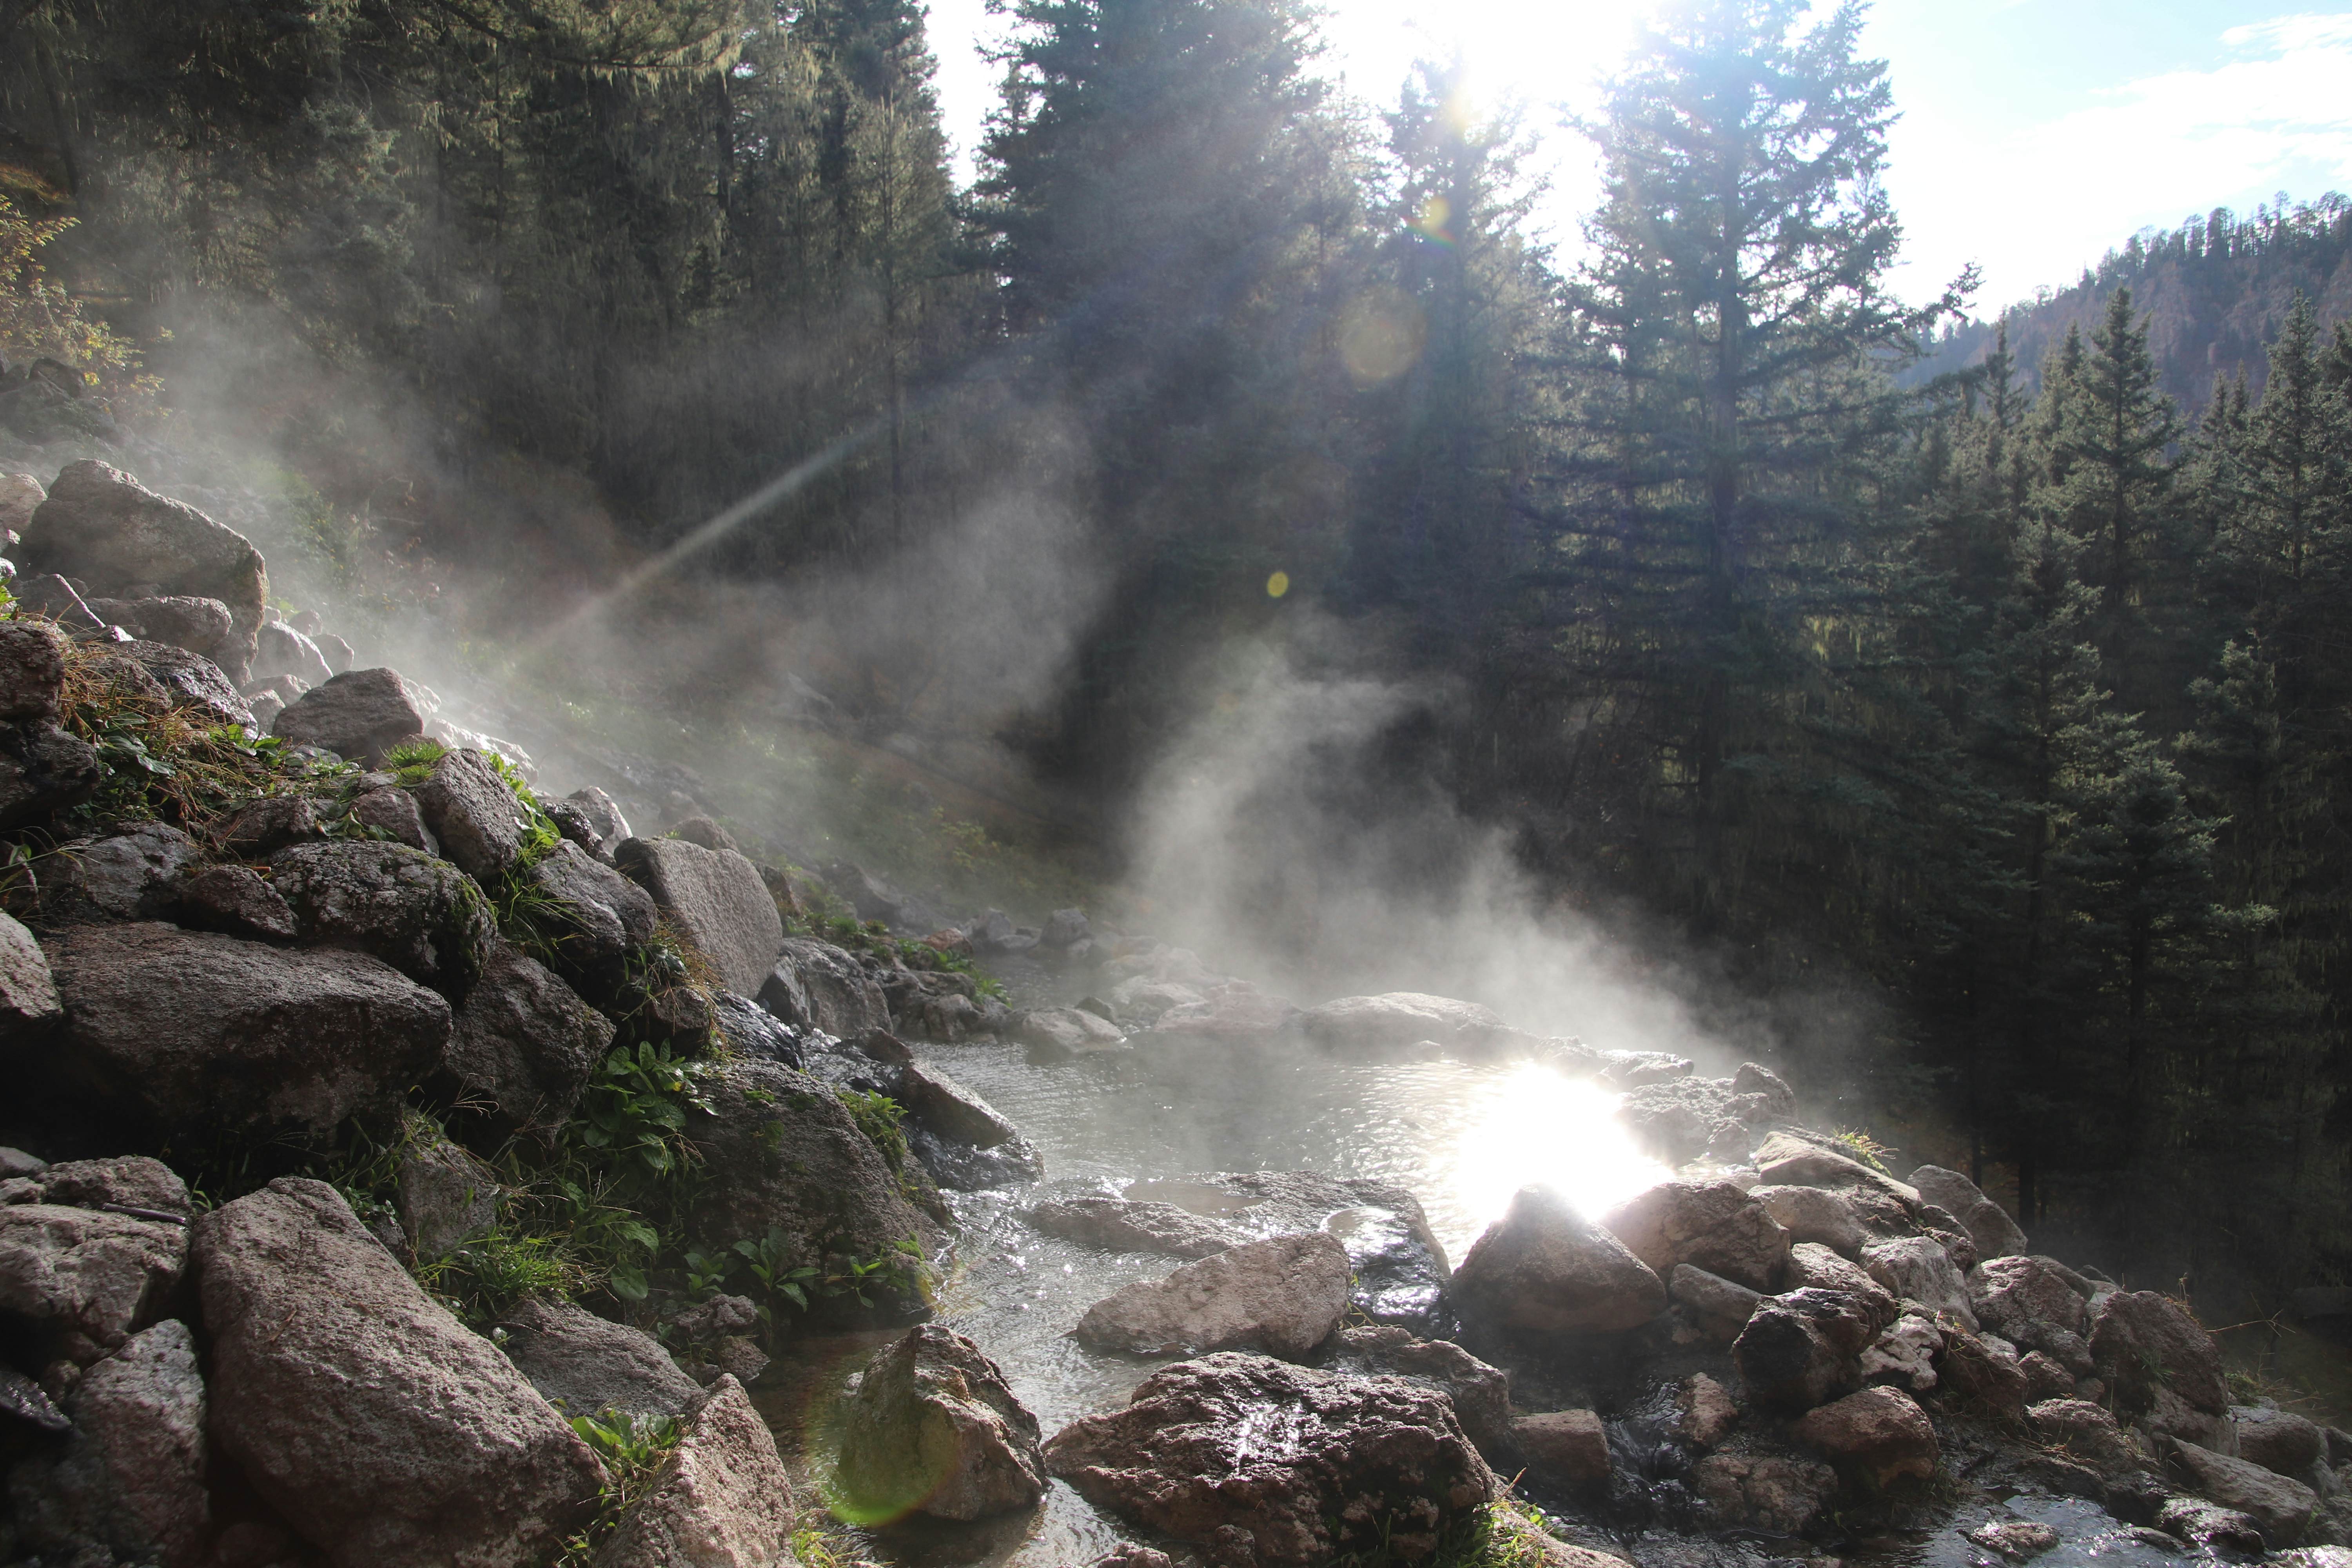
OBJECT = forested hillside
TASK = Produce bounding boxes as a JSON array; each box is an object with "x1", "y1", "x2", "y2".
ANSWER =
[{"x1": 8, "y1": 0, "x2": 2352, "y2": 1299}]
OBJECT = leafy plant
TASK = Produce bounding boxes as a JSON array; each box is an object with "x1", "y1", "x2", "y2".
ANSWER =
[
  {"x1": 384, "y1": 736, "x2": 449, "y2": 786},
  {"x1": 576, "y1": 1042, "x2": 716, "y2": 1183},
  {"x1": 556, "y1": 1409, "x2": 686, "y2": 1567},
  {"x1": 834, "y1": 1089, "x2": 908, "y2": 1173},
  {"x1": 732, "y1": 1226, "x2": 819, "y2": 1314}
]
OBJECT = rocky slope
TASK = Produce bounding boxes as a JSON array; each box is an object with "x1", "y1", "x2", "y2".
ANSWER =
[{"x1": 1, "y1": 457, "x2": 2348, "y2": 1568}]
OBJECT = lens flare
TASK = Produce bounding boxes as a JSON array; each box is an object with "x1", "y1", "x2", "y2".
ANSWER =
[
  {"x1": 1441, "y1": 1060, "x2": 1670, "y2": 1244},
  {"x1": 1267, "y1": 570, "x2": 1290, "y2": 598},
  {"x1": 1337, "y1": 287, "x2": 1427, "y2": 385}
]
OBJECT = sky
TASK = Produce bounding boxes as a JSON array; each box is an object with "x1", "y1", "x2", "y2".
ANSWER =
[{"x1": 918, "y1": 0, "x2": 2352, "y2": 313}]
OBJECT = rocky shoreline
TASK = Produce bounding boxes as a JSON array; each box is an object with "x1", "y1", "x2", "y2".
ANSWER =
[{"x1": 0, "y1": 459, "x2": 2348, "y2": 1568}]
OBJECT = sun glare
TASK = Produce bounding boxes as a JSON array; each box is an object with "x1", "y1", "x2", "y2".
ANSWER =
[{"x1": 1438, "y1": 1060, "x2": 1671, "y2": 1254}]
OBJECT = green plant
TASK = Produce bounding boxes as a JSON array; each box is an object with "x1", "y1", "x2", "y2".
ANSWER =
[
  {"x1": 576, "y1": 1042, "x2": 716, "y2": 1183},
  {"x1": 834, "y1": 1089, "x2": 908, "y2": 1173},
  {"x1": 731, "y1": 1226, "x2": 820, "y2": 1316},
  {"x1": 556, "y1": 1409, "x2": 685, "y2": 1567},
  {"x1": 682, "y1": 1246, "x2": 736, "y2": 1298},
  {"x1": 1829, "y1": 1127, "x2": 1895, "y2": 1174},
  {"x1": 384, "y1": 736, "x2": 449, "y2": 786}
]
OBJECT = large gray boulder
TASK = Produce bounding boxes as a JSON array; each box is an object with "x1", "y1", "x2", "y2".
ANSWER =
[
  {"x1": 269, "y1": 840, "x2": 495, "y2": 1000},
  {"x1": 271, "y1": 668, "x2": 426, "y2": 765},
  {"x1": 85, "y1": 594, "x2": 243, "y2": 676},
  {"x1": 1749, "y1": 1185, "x2": 1866, "y2": 1259},
  {"x1": 1073, "y1": 1232, "x2": 1351, "y2": 1359},
  {"x1": 40, "y1": 923, "x2": 450, "y2": 1147},
  {"x1": 125, "y1": 640, "x2": 254, "y2": 728},
  {"x1": 1600, "y1": 1179, "x2": 1790, "y2": 1292},
  {"x1": 1451, "y1": 1184, "x2": 1665, "y2": 1335},
  {"x1": 443, "y1": 941, "x2": 614, "y2": 1133},
  {"x1": 0, "y1": 719, "x2": 103, "y2": 828},
  {"x1": 0, "y1": 906, "x2": 61, "y2": 1031},
  {"x1": 684, "y1": 1057, "x2": 939, "y2": 1315},
  {"x1": 1013, "y1": 1004, "x2": 1127, "y2": 1059},
  {"x1": 593, "y1": 1376, "x2": 791, "y2": 1568},
  {"x1": 395, "y1": 1134, "x2": 499, "y2": 1260},
  {"x1": 617, "y1": 837, "x2": 782, "y2": 996},
  {"x1": 0, "y1": 1203, "x2": 187, "y2": 1358},
  {"x1": 36, "y1": 823, "x2": 204, "y2": 924},
  {"x1": 1732, "y1": 1288, "x2": 1882, "y2": 1414},
  {"x1": 761, "y1": 936, "x2": 889, "y2": 1039},
  {"x1": 417, "y1": 748, "x2": 531, "y2": 882},
  {"x1": 1319, "y1": 1324, "x2": 1514, "y2": 1459},
  {"x1": 831, "y1": 1325, "x2": 1046, "y2": 1521},
  {"x1": 1968, "y1": 1254, "x2": 2091, "y2": 1372},
  {"x1": 1909, "y1": 1164, "x2": 2029, "y2": 1258},
  {"x1": 1297, "y1": 992, "x2": 1507, "y2": 1055},
  {"x1": 526, "y1": 839, "x2": 657, "y2": 992},
  {"x1": 23, "y1": 462, "x2": 267, "y2": 665},
  {"x1": 1044, "y1": 1352, "x2": 1494, "y2": 1568},
  {"x1": 498, "y1": 1296, "x2": 702, "y2": 1422},
  {"x1": 1861, "y1": 1234, "x2": 1977, "y2": 1328},
  {"x1": 251, "y1": 621, "x2": 333, "y2": 688},
  {"x1": 0, "y1": 618, "x2": 66, "y2": 719},
  {"x1": 2171, "y1": 1440, "x2": 2317, "y2": 1544},
  {"x1": 4, "y1": 1318, "x2": 209, "y2": 1567},
  {"x1": 1791, "y1": 1385, "x2": 1940, "y2": 1487},
  {"x1": 194, "y1": 1178, "x2": 606, "y2": 1568},
  {"x1": 2090, "y1": 1289, "x2": 2229, "y2": 1419}
]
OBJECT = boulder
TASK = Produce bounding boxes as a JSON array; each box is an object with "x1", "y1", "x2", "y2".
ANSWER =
[
  {"x1": 1909, "y1": 1165, "x2": 2029, "y2": 1257},
  {"x1": 593, "y1": 1376, "x2": 791, "y2": 1568},
  {"x1": 1675, "y1": 1373, "x2": 1739, "y2": 1450},
  {"x1": 0, "y1": 1203, "x2": 186, "y2": 1357},
  {"x1": 0, "y1": 471, "x2": 43, "y2": 537},
  {"x1": 1325, "y1": 1202, "x2": 1452, "y2": 1332},
  {"x1": 1791, "y1": 1385, "x2": 1939, "y2": 1486},
  {"x1": 2157, "y1": 1495, "x2": 2269, "y2": 1553},
  {"x1": 2089, "y1": 1290, "x2": 2229, "y2": 1418},
  {"x1": 350, "y1": 785, "x2": 439, "y2": 855},
  {"x1": 1014, "y1": 1004, "x2": 1127, "y2": 1060},
  {"x1": 194, "y1": 1178, "x2": 606, "y2": 1568},
  {"x1": 269, "y1": 839, "x2": 495, "y2": 1000},
  {"x1": 0, "y1": 619, "x2": 65, "y2": 719},
  {"x1": 684, "y1": 1057, "x2": 938, "y2": 1315},
  {"x1": 2171, "y1": 1439, "x2": 2317, "y2": 1543},
  {"x1": 1751, "y1": 1132, "x2": 1922, "y2": 1204},
  {"x1": 1690, "y1": 1451, "x2": 1836, "y2": 1534},
  {"x1": 86, "y1": 595, "x2": 241, "y2": 674},
  {"x1": 1451, "y1": 1185, "x2": 1665, "y2": 1335},
  {"x1": 831, "y1": 1325, "x2": 1047, "y2": 1521},
  {"x1": 33, "y1": 1154, "x2": 192, "y2": 1215},
  {"x1": 34, "y1": 823, "x2": 203, "y2": 926},
  {"x1": 1749, "y1": 1184, "x2": 1866, "y2": 1259},
  {"x1": 761, "y1": 937, "x2": 889, "y2": 1040},
  {"x1": 527, "y1": 840, "x2": 658, "y2": 990},
  {"x1": 1044, "y1": 1352, "x2": 1494, "y2": 1568},
  {"x1": 40, "y1": 922, "x2": 450, "y2": 1147},
  {"x1": 1670, "y1": 1263, "x2": 1764, "y2": 1339},
  {"x1": 1027, "y1": 1196, "x2": 1241, "y2": 1260},
  {"x1": 1143, "y1": 987, "x2": 1303, "y2": 1044},
  {"x1": 1861, "y1": 1235, "x2": 1976, "y2": 1328},
  {"x1": 1969, "y1": 1255, "x2": 2091, "y2": 1372},
  {"x1": 1297, "y1": 991, "x2": 1506, "y2": 1055},
  {"x1": 498, "y1": 1296, "x2": 702, "y2": 1421},
  {"x1": 1318, "y1": 1325, "x2": 1514, "y2": 1458},
  {"x1": 1858, "y1": 1311, "x2": 1943, "y2": 1392},
  {"x1": 396, "y1": 1134, "x2": 500, "y2": 1259},
  {"x1": 616, "y1": 837, "x2": 782, "y2": 996},
  {"x1": 209, "y1": 792, "x2": 325, "y2": 858},
  {"x1": 5, "y1": 1318, "x2": 209, "y2": 1567},
  {"x1": 179, "y1": 863, "x2": 298, "y2": 940},
  {"x1": 896, "y1": 1062, "x2": 1018, "y2": 1149},
  {"x1": 1513, "y1": 1409, "x2": 1611, "y2": 1495},
  {"x1": 2026, "y1": 1398, "x2": 2136, "y2": 1473},
  {"x1": 1732, "y1": 1288, "x2": 1880, "y2": 1413},
  {"x1": 2236, "y1": 1405, "x2": 2328, "y2": 1479},
  {"x1": 0, "y1": 719, "x2": 103, "y2": 828},
  {"x1": 1965, "y1": 1520, "x2": 2060, "y2": 1560},
  {"x1": 1785, "y1": 1241, "x2": 1899, "y2": 1318},
  {"x1": 416, "y1": 748, "x2": 531, "y2": 882},
  {"x1": 1936, "y1": 1327, "x2": 2032, "y2": 1421},
  {"x1": 0, "y1": 906, "x2": 61, "y2": 1029},
  {"x1": 1600, "y1": 1180, "x2": 1789, "y2": 1292},
  {"x1": 252, "y1": 621, "x2": 333, "y2": 688},
  {"x1": 712, "y1": 990, "x2": 806, "y2": 1071},
  {"x1": 1617, "y1": 1075, "x2": 1782, "y2": 1163},
  {"x1": 564, "y1": 788, "x2": 632, "y2": 851},
  {"x1": 24, "y1": 462, "x2": 267, "y2": 661},
  {"x1": 443, "y1": 942, "x2": 613, "y2": 1133},
  {"x1": 1073, "y1": 1231, "x2": 1350, "y2": 1359},
  {"x1": 126, "y1": 640, "x2": 253, "y2": 728},
  {"x1": 271, "y1": 668, "x2": 426, "y2": 765}
]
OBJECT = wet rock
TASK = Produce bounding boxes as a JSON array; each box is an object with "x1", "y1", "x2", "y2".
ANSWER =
[
  {"x1": 593, "y1": 1376, "x2": 790, "y2": 1568},
  {"x1": 0, "y1": 618, "x2": 66, "y2": 718},
  {"x1": 2017, "y1": 1350, "x2": 2076, "y2": 1403},
  {"x1": 0, "y1": 719, "x2": 103, "y2": 828},
  {"x1": 85, "y1": 595, "x2": 237, "y2": 674},
  {"x1": 1014, "y1": 1003, "x2": 1127, "y2": 1059},
  {"x1": 1043, "y1": 1352, "x2": 1494, "y2": 1568},
  {"x1": 711, "y1": 989, "x2": 805, "y2": 1069},
  {"x1": 33, "y1": 1154, "x2": 191, "y2": 1216},
  {"x1": 396, "y1": 1134, "x2": 499, "y2": 1259},
  {"x1": 1601, "y1": 1180, "x2": 1789, "y2": 1292},
  {"x1": 2156, "y1": 1495, "x2": 2268, "y2": 1553},
  {"x1": 1617, "y1": 1074, "x2": 1783, "y2": 1163},
  {"x1": 1452, "y1": 1185, "x2": 1666, "y2": 1335},
  {"x1": 896, "y1": 1062, "x2": 1015, "y2": 1148},
  {"x1": 2236, "y1": 1405, "x2": 2328, "y2": 1479},
  {"x1": 5, "y1": 1318, "x2": 209, "y2": 1567},
  {"x1": 527, "y1": 840, "x2": 658, "y2": 991},
  {"x1": 1028, "y1": 1196, "x2": 1241, "y2": 1259},
  {"x1": 272, "y1": 668, "x2": 427, "y2": 765},
  {"x1": 0, "y1": 906, "x2": 61, "y2": 1027},
  {"x1": 762, "y1": 937, "x2": 890, "y2": 1040},
  {"x1": 1969, "y1": 1255, "x2": 2091, "y2": 1372},
  {"x1": 1515, "y1": 1409, "x2": 1612, "y2": 1495},
  {"x1": 1670, "y1": 1263, "x2": 1764, "y2": 1340},
  {"x1": 499, "y1": 1296, "x2": 702, "y2": 1422},
  {"x1": 130, "y1": 638, "x2": 255, "y2": 726},
  {"x1": 416, "y1": 747, "x2": 531, "y2": 882},
  {"x1": 351, "y1": 784, "x2": 439, "y2": 854},
  {"x1": 1792, "y1": 1385, "x2": 1939, "y2": 1486},
  {"x1": 832, "y1": 1325, "x2": 1047, "y2": 1521},
  {"x1": 1862, "y1": 1234, "x2": 1977, "y2": 1328},
  {"x1": 1858, "y1": 1311, "x2": 1943, "y2": 1392},
  {"x1": 39, "y1": 922, "x2": 450, "y2": 1147},
  {"x1": 1137, "y1": 987, "x2": 1299, "y2": 1047},
  {"x1": 0, "y1": 1203, "x2": 186, "y2": 1357},
  {"x1": 1965, "y1": 1520, "x2": 2059, "y2": 1560},
  {"x1": 1675, "y1": 1372, "x2": 1739, "y2": 1450},
  {"x1": 179, "y1": 862, "x2": 298, "y2": 940},
  {"x1": 673, "y1": 1294, "x2": 760, "y2": 1343},
  {"x1": 2171, "y1": 1439, "x2": 2316, "y2": 1543},
  {"x1": 617, "y1": 837, "x2": 783, "y2": 996},
  {"x1": 1074, "y1": 1231, "x2": 1350, "y2": 1358},
  {"x1": 33, "y1": 824, "x2": 201, "y2": 926},
  {"x1": 1326, "y1": 1203, "x2": 1452, "y2": 1332},
  {"x1": 565, "y1": 787, "x2": 632, "y2": 851},
  {"x1": 2089, "y1": 1290, "x2": 2229, "y2": 1419},
  {"x1": 25, "y1": 462, "x2": 267, "y2": 662},
  {"x1": 210, "y1": 792, "x2": 325, "y2": 858},
  {"x1": 1320, "y1": 1325, "x2": 1513, "y2": 1457},
  {"x1": 1690, "y1": 1451, "x2": 1836, "y2": 1534},
  {"x1": 444, "y1": 941, "x2": 613, "y2": 1133},
  {"x1": 270, "y1": 839, "x2": 495, "y2": 1000},
  {"x1": 1936, "y1": 1327, "x2": 2031, "y2": 1421},
  {"x1": 196, "y1": 1177, "x2": 605, "y2": 1568},
  {"x1": 1749, "y1": 1184, "x2": 1865, "y2": 1259},
  {"x1": 684, "y1": 1058, "x2": 939, "y2": 1319},
  {"x1": 1298, "y1": 991, "x2": 1508, "y2": 1055},
  {"x1": 2026, "y1": 1398, "x2": 2137, "y2": 1473},
  {"x1": 1732, "y1": 1288, "x2": 1879, "y2": 1414}
]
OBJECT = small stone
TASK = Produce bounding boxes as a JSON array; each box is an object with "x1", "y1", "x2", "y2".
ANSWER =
[
  {"x1": 1513, "y1": 1409, "x2": 1611, "y2": 1495},
  {"x1": 499, "y1": 1296, "x2": 702, "y2": 1422},
  {"x1": 416, "y1": 748, "x2": 530, "y2": 882},
  {"x1": 350, "y1": 786, "x2": 439, "y2": 855},
  {"x1": 1675, "y1": 1372, "x2": 1739, "y2": 1450},
  {"x1": 1964, "y1": 1519, "x2": 2059, "y2": 1560},
  {"x1": 1028, "y1": 1196, "x2": 1240, "y2": 1260}
]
